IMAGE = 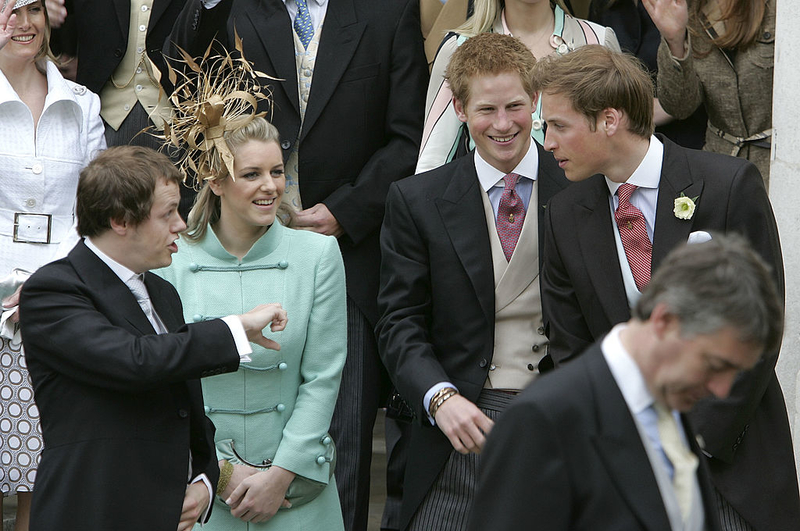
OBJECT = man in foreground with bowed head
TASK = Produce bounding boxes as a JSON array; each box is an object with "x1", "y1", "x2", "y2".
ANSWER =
[{"x1": 470, "y1": 236, "x2": 781, "y2": 531}]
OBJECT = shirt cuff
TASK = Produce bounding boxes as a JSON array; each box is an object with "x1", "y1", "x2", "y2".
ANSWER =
[
  {"x1": 191, "y1": 473, "x2": 214, "y2": 524},
  {"x1": 221, "y1": 315, "x2": 252, "y2": 363},
  {"x1": 202, "y1": 0, "x2": 223, "y2": 8},
  {"x1": 424, "y1": 381, "x2": 457, "y2": 426}
]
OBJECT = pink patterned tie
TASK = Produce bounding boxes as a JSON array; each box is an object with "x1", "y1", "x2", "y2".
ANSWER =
[
  {"x1": 615, "y1": 183, "x2": 651, "y2": 291},
  {"x1": 497, "y1": 173, "x2": 526, "y2": 262}
]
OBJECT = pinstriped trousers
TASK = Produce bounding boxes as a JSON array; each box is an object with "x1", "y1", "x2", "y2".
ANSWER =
[
  {"x1": 715, "y1": 490, "x2": 755, "y2": 531},
  {"x1": 408, "y1": 390, "x2": 517, "y2": 531},
  {"x1": 330, "y1": 297, "x2": 382, "y2": 531}
]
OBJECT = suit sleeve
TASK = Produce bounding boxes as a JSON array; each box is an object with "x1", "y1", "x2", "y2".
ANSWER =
[
  {"x1": 271, "y1": 236, "x2": 347, "y2": 484},
  {"x1": 19, "y1": 268, "x2": 240, "y2": 393},
  {"x1": 321, "y1": 0, "x2": 428, "y2": 245},
  {"x1": 687, "y1": 161, "x2": 785, "y2": 462},
  {"x1": 376, "y1": 183, "x2": 452, "y2": 421},
  {"x1": 540, "y1": 201, "x2": 595, "y2": 367},
  {"x1": 467, "y1": 398, "x2": 572, "y2": 531}
]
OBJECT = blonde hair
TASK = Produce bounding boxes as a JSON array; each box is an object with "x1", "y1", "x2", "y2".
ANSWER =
[
  {"x1": 455, "y1": 0, "x2": 571, "y2": 38},
  {"x1": 184, "y1": 117, "x2": 295, "y2": 242}
]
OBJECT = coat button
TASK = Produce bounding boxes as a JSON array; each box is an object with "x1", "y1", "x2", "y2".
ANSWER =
[
  {"x1": 114, "y1": 48, "x2": 123, "y2": 58},
  {"x1": 763, "y1": 31, "x2": 772, "y2": 39},
  {"x1": 281, "y1": 140, "x2": 291, "y2": 150},
  {"x1": 527, "y1": 363, "x2": 535, "y2": 371},
  {"x1": 278, "y1": 260, "x2": 288, "y2": 269},
  {"x1": 178, "y1": 409, "x2": 188, "y2": 418},
  {"x1": 204, "y1": 406, "x2": 211, "y2": 413},
  {"x1": 479, "y1": 359, "x2": 488, "y2": 368},
  {"x1": 276, "y1": 403, "x2": 286, "y2": 412},
  {"x1": 189, "y1": 262, "x2": 199, "y2": 272},
  {"x1": 316, "y1": 456, "x2": 326, "y2": 465},
  {"x1": 537, "y1": 326, "x2": 545, "y2": 335},
  {"x1": 532, "y1": 344, "x2": 540, "y2": 352},
  {"x1": 322, "y1": 436, "x2": 331, "y2": 445},
  {"x1": 278, "y1": 362, "x2": 288, "y2": 371},
  {"x1": 192, "y1": 314, "x2": 203, "y2": 323}
]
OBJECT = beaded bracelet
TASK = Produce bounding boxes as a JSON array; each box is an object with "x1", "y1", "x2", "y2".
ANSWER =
[{"x1": 430, "y1": 387, "x2": 459, "y2": 419}]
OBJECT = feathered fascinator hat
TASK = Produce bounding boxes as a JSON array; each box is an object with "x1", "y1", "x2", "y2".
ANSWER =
[{"x1": 158, "y1": 32, "x2": 275, "y2": 189}]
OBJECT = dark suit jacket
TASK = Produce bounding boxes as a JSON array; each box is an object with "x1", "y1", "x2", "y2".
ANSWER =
[
  {"x1": 376, "y1": 146, "x2": 569, "y2": 529},
  {"x1": 19, "y1": 241, "x2": 241, "y2": 531},
  {"x1": 541, "y1": 135, "x2": 800, "y2": 530},
  {"x1": 57, "y1": 0, "x2": 188, "y2": 94},
  {"x1": 468, "y1": 344, "x2": 721, "y2": 531},
  {"x1": 169, "y1": 0, "x2": 428, "y2": 325}
]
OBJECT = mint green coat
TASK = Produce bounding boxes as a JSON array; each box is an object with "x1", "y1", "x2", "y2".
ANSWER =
[{"x1": 157, "y1": 221, "x2": 346, "y2": 530}]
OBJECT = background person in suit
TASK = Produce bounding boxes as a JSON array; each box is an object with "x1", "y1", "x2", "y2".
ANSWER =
[
  {"x1": 376, "y1": 33, "x2": 569, "y2": 531},
  {"x1": 45, "y1": 0, "x2": 198, "y2": 216},
  {"x1": 469, "y1": 235, "x2": 783, "y2": 531},
  {"x1": 167, "y1": 3, "x2": 428, "y2": 528},
  {"x1": 535, "y1": 45, "x2": 800, "y2": 530},
  {"x1": 18, "y1": 146, "x2": 288, "y2": 531}
]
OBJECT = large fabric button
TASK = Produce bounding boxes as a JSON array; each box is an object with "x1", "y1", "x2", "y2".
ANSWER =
[
  {"x1": 316, "y1": 456, "x2": 326, "y2": 465},
  {"x1": 276, "y1": 403, "x2": 286, "y2": 412},
  {"x1": 189, "y1": 263, "x2": 199, "y2": 272},
  {"x1": 322, "y1": 436, "x2": 331, "y2": 445},
  {"x1": 192, "y1": 314, "x2": 203, "y2": 323},
  {"x1": 278, "y1": 260, "x2": 288, "y2": 269},
  {"x1": 278, "y1": 362, "x2": 288, "y2": 371}
]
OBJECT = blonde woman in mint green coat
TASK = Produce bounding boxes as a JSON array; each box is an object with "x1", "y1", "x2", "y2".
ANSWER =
[{"x1": 157, "y1": 117, "x2": 346, "y2": 530}]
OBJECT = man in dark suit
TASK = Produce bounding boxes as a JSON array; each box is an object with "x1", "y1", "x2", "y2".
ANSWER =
[
  {"x1": 534, "y1": 45, "x2": 800, "y2": 530},
  {"x1": 167, "y1": 3, "x2": 427, "y2": 528},
  {"x1": 469, "y1": 236, "x2": 783, "y2": 531},
  {"x1": 19, "y1": 146, "x2": 288, "y2": 531},
  {"x1": 376, "y1": 33, "x2": 569, "y2": 531},
  {"x1": 47, "y1": 0, "x2": 199, "y2": 215}
]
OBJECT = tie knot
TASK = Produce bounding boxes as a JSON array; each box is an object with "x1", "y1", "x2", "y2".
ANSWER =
[
  {"x1": 617, "y1": 182, "x2": 637, "y2": 204},
  {"x1": 126, "y1": 274, "x2": 149, "y2": 303},
  {"x1": 503, "y1": 173, "x2": 520, "y2": 191}
]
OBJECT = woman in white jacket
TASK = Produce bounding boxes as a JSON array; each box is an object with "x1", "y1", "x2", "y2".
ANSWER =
[{"x1": 0, "y1": 1, "x2": 104, "y2": 528}]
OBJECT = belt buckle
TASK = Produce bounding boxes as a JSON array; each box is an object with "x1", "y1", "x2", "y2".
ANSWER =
[{"x1": 13, "y1": 213, "x2": 52, "y2": 244}]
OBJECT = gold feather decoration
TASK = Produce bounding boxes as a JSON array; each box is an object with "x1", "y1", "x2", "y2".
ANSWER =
[{"x1": 155, "y1": 33, "x2": 276, "y2": 189}]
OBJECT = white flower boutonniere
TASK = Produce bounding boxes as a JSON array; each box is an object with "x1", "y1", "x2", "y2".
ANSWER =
[{"x1": 674, "y1": 193, "x2": 698, "y2": 220}]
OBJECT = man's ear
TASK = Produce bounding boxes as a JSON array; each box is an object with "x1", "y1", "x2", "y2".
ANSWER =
[
  {"x1": 453, "y1": 97, "x2": 468, "y2": 124},
  {"x1": 600, "y1": 107, "x2": 624, "y2": 136},
  {"x1": 650, "y1": 302, "x2": 678, "y2": 339},
  {"x1": 109, "y1": 217, "x2": 128, "y2": 236}
]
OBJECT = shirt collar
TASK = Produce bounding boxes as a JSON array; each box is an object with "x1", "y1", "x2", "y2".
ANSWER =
[
  {"x1": 602, "y1": 323, "x2": 655, "y2": 415},
  {"x1": 605, "y1": 135, "x2": 663, "y2": 196},
  {"x1": 475, "y1": 141, "x2": 539, "y2": 193},
  {"x1": 84, "y1": 237, "x2": 139, "y2": 285},
  {"x1": 0, "y1": 61, "x2": 83, "y2": 127}
]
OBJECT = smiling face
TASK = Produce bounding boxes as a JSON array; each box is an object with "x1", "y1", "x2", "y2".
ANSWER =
[
  {"x1": 210, "y1": 139, "x2": 286, "y2": 239},
  {"x1": 647, "y1": 319, "x2": 761, "y2": 412},
  {"x1": 0, "y1": 1, "x2": 46, "y2": 65},
  {"x1": 123, "y1": 179, "x2": 186, "y2": 273},
  {"x1": 541, "y1": 91, "x2": 610, "y2": 181},
  {"x1": 454, "y1": 71, "x2": 533, "y2": 174}
]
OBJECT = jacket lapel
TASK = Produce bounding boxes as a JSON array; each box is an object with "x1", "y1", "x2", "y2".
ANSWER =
[
  {"x1": 651, "y1": 136, "x2": 704, "y2": 272},
  {"x1": 576, "y1": 176, "x2": 631, "y2": 326},
  {"x1": 69, "y1": 241, "x2": 156, "y2": 336},
  {"x1": 536, "y1": 144, "x2": 570, "y2": 265},
  {"x1": 436, "y1": 155, "x2": 494, "y2": 327},
  {"x1": 301, "y1": 0, "x2": 365, "y2": 139},
  {"x1": 150, "y1": 0, "x2": 170, "y2": 26},
  {"x1": 113, "y1": 0, "x2": 130, "y2": 38},
  {"x1": 587, "y1": 348, "x2": 673, "y2": 530},
  {"x1": 144, "y1": 273, "x2": 182, "y2": 333},
  {"x1": 244, "y1": 0, "x2": 300, "y2": 115}
]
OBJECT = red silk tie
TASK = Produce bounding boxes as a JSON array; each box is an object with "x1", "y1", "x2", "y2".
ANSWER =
[
  {"x1": 615, "y1": 183, "x2": 651, "y2": 291},
  {"x1": 497, "y1": 173, "x2": 526, "y2": 262}
]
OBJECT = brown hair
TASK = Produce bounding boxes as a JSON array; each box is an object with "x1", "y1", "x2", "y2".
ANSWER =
[
  {"x1": 445, "y1": 32, "x2": 536, "y2": 106},
  {"x1": 690, "y1": 0, "x2": 767, "y2": 52},
  {"x1": 77, "y1": 146, "x2": 183, "y2": 237},
  {"x1": 531, "y1": 45, "x2": 654, "y2": 138},
  {"x1": 184, "y1": 117, "x2": 294, "y2": 242}
]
